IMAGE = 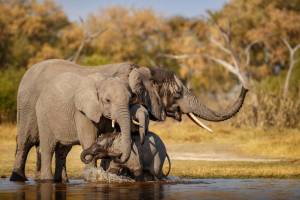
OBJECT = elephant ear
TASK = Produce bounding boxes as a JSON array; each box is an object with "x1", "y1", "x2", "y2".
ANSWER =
[
  {"x1": 129, "y1": 67, "x2": 163, "y2": 120},
  {"x1": 129, "y1": 68, "x2": 146, "y2": 97},
  {"x1": 74, "y1": 77, "x2": 103, "y2": 123}
]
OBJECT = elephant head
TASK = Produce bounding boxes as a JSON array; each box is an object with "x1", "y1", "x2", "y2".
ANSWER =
[
  {"x1": 75, "y1": 74, "x2": 132, "y2": 163},
  {"x1": 148, "y1": 67, "x2": 248, "y2": 131}
]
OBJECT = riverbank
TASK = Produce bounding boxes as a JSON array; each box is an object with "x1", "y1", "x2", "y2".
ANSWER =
[{"x1": 1, "y1": 122, "x2": 300, "y2": 179}]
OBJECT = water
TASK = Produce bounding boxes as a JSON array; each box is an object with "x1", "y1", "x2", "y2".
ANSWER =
[{"x1": 0, "y1": 178, "x2": 300, "y2": 200}]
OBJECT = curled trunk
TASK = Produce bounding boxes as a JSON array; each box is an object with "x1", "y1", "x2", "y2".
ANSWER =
[{"x1": 183, "y1": 87, "x2": 248, "y2": 122}]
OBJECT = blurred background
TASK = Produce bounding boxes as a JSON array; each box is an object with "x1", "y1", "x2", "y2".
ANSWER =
[
  {"x1": 0, "y1": 0, "x2": 300, "y2": 178},
  {"x1": 0, "y1": 0, "x2": 299, "y2": 128}
]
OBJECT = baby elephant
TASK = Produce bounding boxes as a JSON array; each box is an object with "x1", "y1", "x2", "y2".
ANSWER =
[
  {"x1": 81, "y1": 132, "x2": 143, "y2": 180},
  {"x1": 81, "y1": 131, "x2": 171, "y2": 181}
]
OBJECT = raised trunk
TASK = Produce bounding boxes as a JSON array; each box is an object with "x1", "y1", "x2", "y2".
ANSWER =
[{"x1": 185, "y1": 87, "x2": 248, "y2": 122}]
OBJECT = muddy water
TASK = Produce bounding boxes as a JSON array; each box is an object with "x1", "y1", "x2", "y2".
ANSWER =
[{"x1": 0, "y1": 178, "x2": 299, "y2": 200}]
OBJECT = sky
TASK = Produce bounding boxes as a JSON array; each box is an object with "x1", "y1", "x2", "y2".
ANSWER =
[{"x1": 54, "y1": 0, "x2": 228, "y2": 21}]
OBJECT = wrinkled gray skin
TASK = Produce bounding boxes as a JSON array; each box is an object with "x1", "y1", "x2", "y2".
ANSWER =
[
  {"x1": 37, "y1": 72, "x2": 133, "y2": 181},
  {"x1": 82, "y1": 131, "x2": 170, "y2": 181},
  {"x1": 10, "y1": 59, "x2": 165, "y2": 182},
  {"x1": 148, "y1": 67, "x2": 248, "y2": 123}
]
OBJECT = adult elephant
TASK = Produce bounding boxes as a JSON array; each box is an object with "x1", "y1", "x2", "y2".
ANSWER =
[
  {"x1": 34, "y1": 72, "x2": 133, "y2": 181},
  {"x1": 148, "y1": 67, "x2": 248, "y2": 130},
  {"x1": 10, "y1": 59, "x2": 165, "y2": 182}
]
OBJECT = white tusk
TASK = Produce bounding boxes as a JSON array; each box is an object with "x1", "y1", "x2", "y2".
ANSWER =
[
  {"x1": 187, "y1": 113, "x2": 213, "y2": 133},
  {"x1": 132, "y1": 119, "x2": 141, "y2": 126},
  {"x1": 112, "y1": 120, "x2": 115, "y2": 128}
]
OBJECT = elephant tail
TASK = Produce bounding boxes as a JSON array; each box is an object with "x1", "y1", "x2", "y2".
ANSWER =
[{"x1": 163, "y1": 153, "x2": 171, "y2": 177}]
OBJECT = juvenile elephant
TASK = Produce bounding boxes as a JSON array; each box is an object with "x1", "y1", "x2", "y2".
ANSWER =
[
  {"x1": 31, "y1": 72, "x2": 133, "y2": 181},
  {"x1": 10, "y1": 59, "x2": 165, "y2": 182},
  {"x1": 81, "y1": 133, "x2": 143, "y2": 180}
]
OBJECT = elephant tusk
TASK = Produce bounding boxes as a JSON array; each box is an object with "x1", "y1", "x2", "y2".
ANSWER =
[
  {"x1": 187, "y1": 113, "x2": 213, "y2": 133},
  {"x1": 112, "y1": 120, "x2": 115, "y2": 128},
  {"x1": 132, "y1": 119, "x2": 142, "y2": 126}
]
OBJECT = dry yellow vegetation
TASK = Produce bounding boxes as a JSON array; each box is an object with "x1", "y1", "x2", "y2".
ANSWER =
[{"x1": 0, "y1": 122, "x2": 300, "y2": 179}]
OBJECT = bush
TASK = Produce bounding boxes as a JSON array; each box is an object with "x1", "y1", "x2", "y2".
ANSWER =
[
  {"x1": 231, "y1": 70, "x2": 300, "y2": 129},
  {"x1": 0, "y1": 68, "x2": 25, "y2": 122}
]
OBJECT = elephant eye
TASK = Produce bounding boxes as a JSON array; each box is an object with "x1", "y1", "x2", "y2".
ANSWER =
[{"x1": 105, "y1": 98, "x2": 110, "y2": 103}]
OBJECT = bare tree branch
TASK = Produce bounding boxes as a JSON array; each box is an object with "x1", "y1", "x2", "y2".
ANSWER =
[
  {"x1": 204, "y1": 54, "x2": 247, "y2": 87},
  {"x1": 70, "y1": 18, "x2": 107, "y2": 63},
  {"x1": 157, "y1": 53, "x2": 198, "y2": 60},
  {"x1": 282, "y1": 38, "x2": 300, "y2": 98}
]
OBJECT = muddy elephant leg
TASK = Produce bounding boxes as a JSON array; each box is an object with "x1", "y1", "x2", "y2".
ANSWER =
[
  {"x1": 35, "y1": 145, "x2": 41, "y2": 180},
  {"x1": 11, "y1": 107, "x2": 39, "y2": 182},
  {"x1": 10, "y1": 134, "x2": 34, "y2": 181},
  {"x1": 10, "y1": 141, "x2": 33, "y2": 181},
  {"x1": 54, "y1": 144, "x2": 72, "y2": 183}
]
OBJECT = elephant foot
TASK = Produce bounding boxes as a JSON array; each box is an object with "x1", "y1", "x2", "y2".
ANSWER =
[{"x1": 10, "y1": 171, "x2": 28, "y2": 182}]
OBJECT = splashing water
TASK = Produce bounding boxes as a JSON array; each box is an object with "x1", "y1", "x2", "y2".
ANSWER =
[
  {"x1": 83, "y1": 167, "x2": 135, "y2": 183},
  {"x1": 82, "y1": 167, "x2": 188, "y2": 184}
]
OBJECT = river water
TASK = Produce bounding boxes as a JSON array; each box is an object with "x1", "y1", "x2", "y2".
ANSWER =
[{"x1": 0, "y1": 178, "x2": 299, "y2": 200}]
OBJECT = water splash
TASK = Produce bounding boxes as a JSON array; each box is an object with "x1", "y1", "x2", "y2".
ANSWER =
[{"x1": 83, "y1": 167, "x2": 135, "y2": 183}]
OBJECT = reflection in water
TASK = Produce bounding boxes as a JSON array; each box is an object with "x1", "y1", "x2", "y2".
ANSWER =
[{"x1": 0, "y1": 179, "x2": 300, "y2": 200}]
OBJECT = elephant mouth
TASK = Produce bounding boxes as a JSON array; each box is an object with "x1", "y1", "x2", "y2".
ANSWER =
[
  {"x1": 165, "y1": 106, "x2": 182, "y2": 121},
  {"x1": 166, "y1": 106, "x2": 213, "y2": 132}
]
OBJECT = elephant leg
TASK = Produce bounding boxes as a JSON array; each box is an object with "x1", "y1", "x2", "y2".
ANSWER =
[
  {"x1": 100, "y1": 159, "x2": 111, "y2": 171},
  {"x1": 151, "y1": 153, "x2": 163, "y2": 180},
  {"x1": 39, "y1": 131, "x2": 56, "y2": 181},
  {"x1": 54, "y1": 144, "x2": 72, "y2": 183},
  {"x1": 35, "y1": 145, "x2": 41, "y2": 180},
  {"x1": 11, "y1": 104, "x2": 39, "y2": 182},
  {"x1": 10, "y1": 134, "x2": 34, "y2": 181}
]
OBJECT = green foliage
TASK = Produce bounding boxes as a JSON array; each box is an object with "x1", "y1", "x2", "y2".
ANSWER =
[{"x1": 0, "y1": 68, "x2": 25, "y2": 122}]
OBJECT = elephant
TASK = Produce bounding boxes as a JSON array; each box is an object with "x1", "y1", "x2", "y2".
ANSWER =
[
  {"x1": 81, "y1": 131, "x2": 171, "y2": 181},
  {"x1": 17, "y1": 71, "x2": 134, "y2": 181},
  {"x1": 147, "y1": 67, "x2": 248, "y2": 131},
  {"x1": 10, "y1": 59, "x2": 165, "y2": 182}
]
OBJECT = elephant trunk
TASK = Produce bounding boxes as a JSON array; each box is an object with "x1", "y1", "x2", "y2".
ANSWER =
[
  {"x1": 185, "y1": 86, "x2": 248, "y2": 122},
  {"x1": 115, "y1": 105, "x2": 132, "y2": 163},
  {"x1": 137, "y1": 112, "x2": 149, "y2": 145},
  {"x1": 80, "y1": 145, "x2": 97, "y2": 164}
]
